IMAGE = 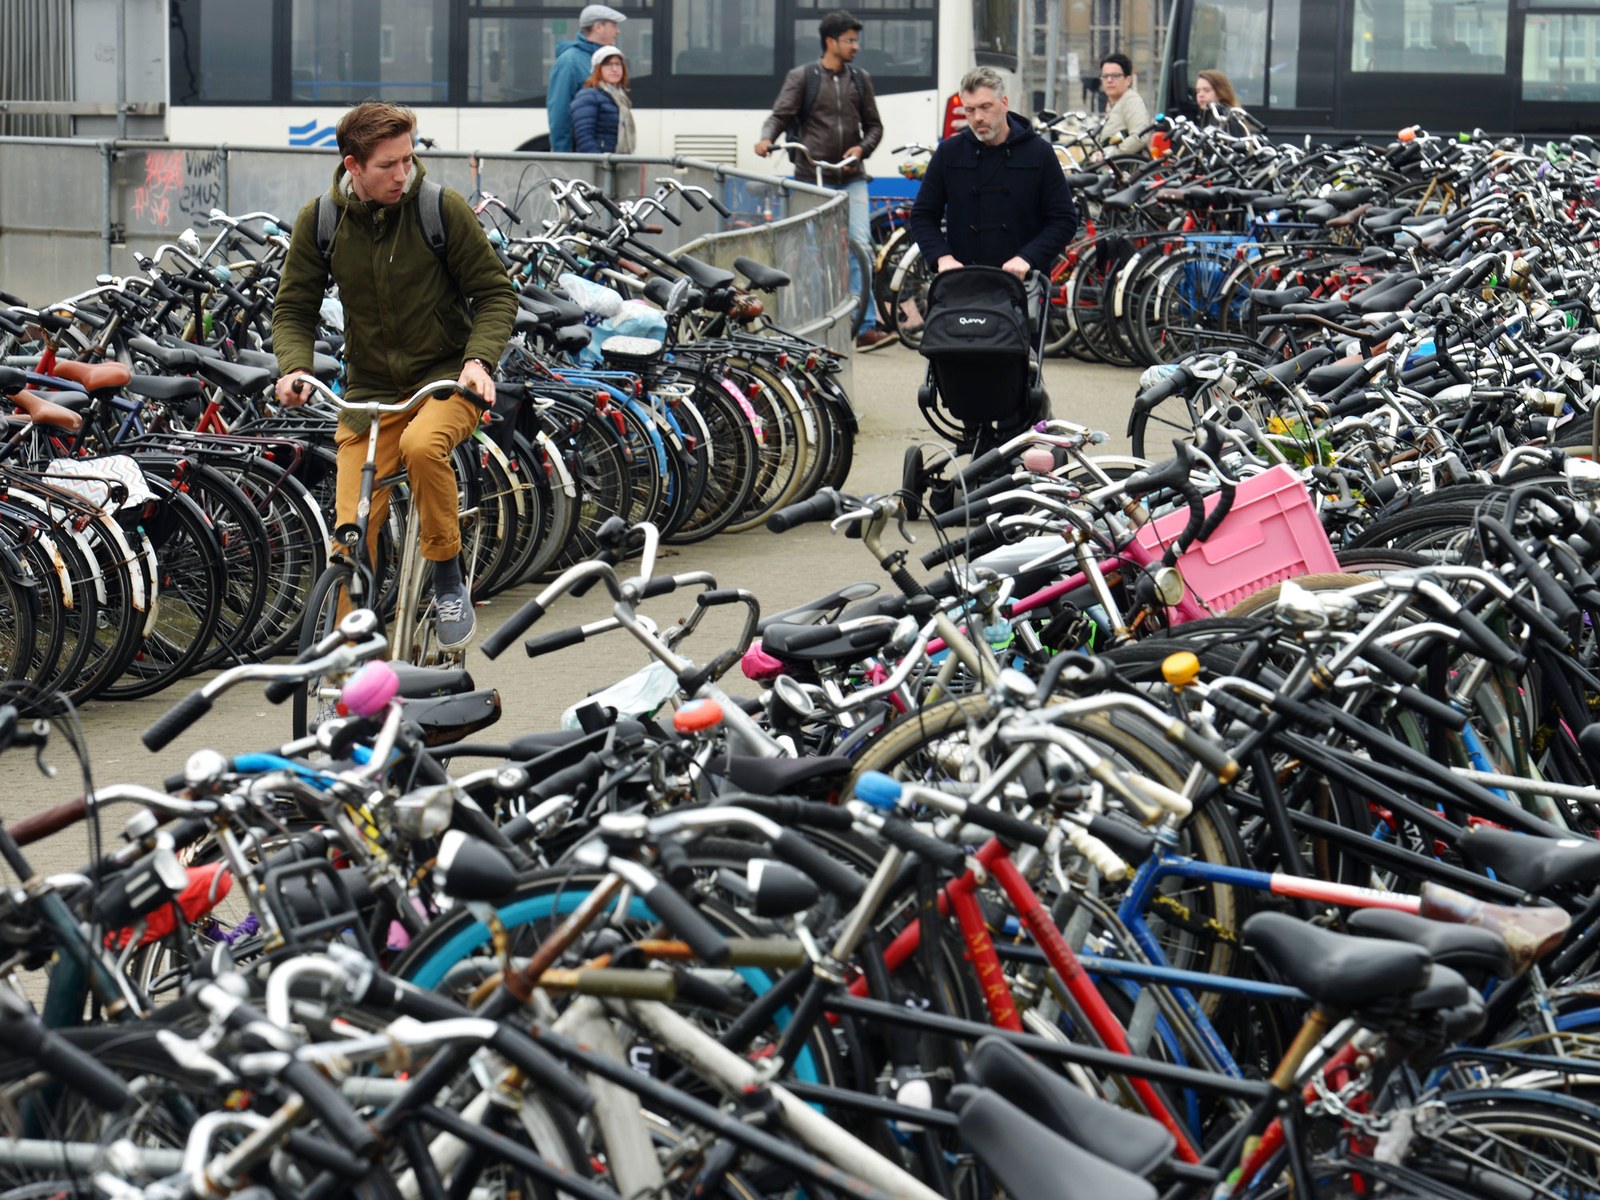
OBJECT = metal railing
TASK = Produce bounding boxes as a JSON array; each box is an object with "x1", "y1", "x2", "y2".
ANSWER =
[{"x1": 0, "y1": 141, "x2": 856, "y2": 358}]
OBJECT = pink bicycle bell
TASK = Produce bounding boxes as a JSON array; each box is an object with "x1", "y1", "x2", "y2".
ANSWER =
[
  {"x1": 1021, "y1": 447, "x2": 1055, "y2": 475},
  {"x1": 741, "y1": 638, "x2": 786, "y2": 681},
  {"x1": 340, "y1": 659, "x2": 401, "y2": 718}
]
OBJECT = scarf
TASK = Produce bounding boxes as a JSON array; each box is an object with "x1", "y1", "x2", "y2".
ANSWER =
[{"x1": 600, "y1": 83, "x2": 636, "y2": 155}]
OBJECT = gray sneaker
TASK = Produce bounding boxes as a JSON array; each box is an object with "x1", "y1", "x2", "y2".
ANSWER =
[{"x1": 434, "y1": 582, "x2": 476, "y2": 651}]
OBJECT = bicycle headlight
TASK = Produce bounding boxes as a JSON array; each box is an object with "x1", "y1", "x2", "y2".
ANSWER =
[
  {"x1": 1150, "y1": 565, "x2": 1188, "y2": 607},
  {"x1": 391, "y1": 783, "x2": 457, "y2": 840}
]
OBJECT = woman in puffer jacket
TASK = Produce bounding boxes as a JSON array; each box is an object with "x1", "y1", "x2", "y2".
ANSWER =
[{"x1": 570, "y1": 45, "x2": 636, "y2": 154}]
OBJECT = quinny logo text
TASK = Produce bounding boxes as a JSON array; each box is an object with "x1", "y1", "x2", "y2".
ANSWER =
[{"x1": 958, "y1": 317, "x2": 987, "y2": 325}]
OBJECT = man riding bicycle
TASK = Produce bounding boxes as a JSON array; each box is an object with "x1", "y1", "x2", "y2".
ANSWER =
[{"x1": 272, "y1": 101, "x2": 517, "y2": 651}]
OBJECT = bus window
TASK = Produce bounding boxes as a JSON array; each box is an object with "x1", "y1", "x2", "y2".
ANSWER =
[
  {"x1": 1524, "y1": 9, "x2": 1600, "y2": 103},
  {"x1": 1350, "y1": 0, "x2": 1508, "y2": 76},
  {"x1": 673, "y1": 0, "x2": 773, "y2": 75},
  {"x1": 1187, "y1": 0, "x2": 1269, "y2": 107},
  {"x1": 788, "y1": 14, "x2": 935, "y2": 93},
  {"x1": 973, "y1": 0, "x2": 1018, "y2": 67}
]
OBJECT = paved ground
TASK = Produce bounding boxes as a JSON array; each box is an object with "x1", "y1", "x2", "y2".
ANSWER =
[{"x1": 9, "y1": 347, "x2": 1141, "y2": 852}]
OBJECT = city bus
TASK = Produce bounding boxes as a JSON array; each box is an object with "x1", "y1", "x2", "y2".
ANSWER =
[
  {"x1": 1157, "y1": 0, "x2": 1600, "y2": 139},
  {"x1": 166, "y1": 0, "x2": 1019, "y2": 173}
]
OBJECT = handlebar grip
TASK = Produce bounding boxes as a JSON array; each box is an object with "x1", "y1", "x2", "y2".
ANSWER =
[
  {"x1": 264, "y1": 634, "x2": 341, "y2": 705},
  {"x1": 732, "y1": 794, "x2": 856, "y2": 831},
  {"x1": 723, "y1": 937, "x2": 808, "y2": 970},
  {"x1": 522, "y1": 626, "x2": 587, "y2": 658},
  {"x1": 1085, "y1": 813, "x2": 1158, "y2": 867},
  {"x1": 1161, "y1": 718, "x2": 1238, "y2": 786},
  {"x1": 1120, "y1": 451, "x2": 1190, "y2": 499},
  {"x1": 1389, "y1": 685, "x2": 1469, "y2": 731},
  {"x1": 481, "y1": 597, "x2": 545, "y2": 659},
  {"x1": 1447, "y1": 605, "x2": 1525, "y2": 671},
  {"x1": 279, "y1": 1058, "x2": 382, "y2": 1160},
  {"x1": 1478, "y1": 517, "x2": 1582, "y2": 632},
  {"x1": 141, "y1": 690, "x2": 213, "y2": 752},
  {"x1": 1062, "y1": 822, "x2": 1128, "y2": 882},
  {"x1": 1357, "y1": 640, "x2": 1422, "y2": 686},
  {"x1": 709, "y1": 195, "x2": 733, "y2": 219},
  {"x1": 877, "y1": 816, "x2": 968, "y2": 873},
  {"x1": 921, "y1": 522, "x2": 1005, "y2": 569},
  {"x1": 1131, "y1": 364, "x2": 1194, "y2": 411},
  {"x1": 933, "y1": 496, "x2": 994, "y2": 530},
  {"x1": 1326, "y1": 390, "x2": 1380, "y2": 420},
  {"x1": 953, "y1": 802, "x2": 1049, "y2": 848},
  {"x1": 953, "y1": 446, "x2": 1007, "y2": 490},
  {"x1": 639, "y1": 575, "x2": 682, "y2": 600},
  {"x1": 1465, "y1": 254, "x2": 1499, "y2": 290},
  {"x1": 661, "y1": 207, "x2": 684, "y2": 227},
  {"x1": 771, "y1": 828, "x2": 868, "y2": 903},
  {"x1": 594, "y1": 191, "x2": 628, "y2": 221},
  {"x1": 767, "y1": 489, "x2": 840, "y2": 533},
  {"x1": 563, "y1": 968, "x2": 678, "y2": 1001},
  {"x1": 12, "y1": 1017, "x2": 135, "y2": 1111},
  {"x1": 9, "y1": 794, "x2": 89, "y2": 847},
  {"x1": 643, "y1": 881, "x2": 731, "y2": 967}
]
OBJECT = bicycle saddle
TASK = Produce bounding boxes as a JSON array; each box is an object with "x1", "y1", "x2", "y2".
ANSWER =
[
  {"x1": 1321, "y1": 186, "x2": 1377, "y2": 211},
  {"x1": 1301, "y1": 359, "x2": 1372, "y2": 394},
  {"x1": 755, "y1": 582, "x2": 880, "y2": 634},
  {"x1": 1247, "y1": 286, "x2": 1313, "y2": 310},
  {"x1": 734, "y1": 256, "x2": 790, "y2": 291},
  {"x1": 47, "y1": 359, "x2": 131, "y2": 395},
  {"x1": 673, "y1": 253, "x2": 737, "y2": 292},
  {"x1": 1345, "y1": 908, "x2": 1513, "y2": 984},
  {"x1": 759, "y1": 620, "x2": 897, "y2": 663},
  {"x1": 120, "y1": 373, "x2": 202, "y2": 402},
  {"x1": 963, "y1": 1037, "x2": 1173, "y2": 1177},
  {"x1": 950, "y1": 1086, "x2": 1156, "y2": 1200},
  {"x1": 1244, "y1": 911, "x2": 1430, "y2": 1008},
  {"x1": 1458, "y1": 825, "x2": 1600, "y2": 894},
  {"x1": 711, "y1": 753, "x2": 851, "y2": 799},
  {"x1": 400, "y1": 687, "x2": 502, "y2": 748}
]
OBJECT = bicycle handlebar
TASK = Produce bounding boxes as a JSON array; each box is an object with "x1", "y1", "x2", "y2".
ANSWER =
[{"x1": 287, "y1": 376, "x2": 489, "y2": 414}]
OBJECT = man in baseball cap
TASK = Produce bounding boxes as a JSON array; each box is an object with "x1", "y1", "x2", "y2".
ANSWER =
[{"x1": 549, "y1": 6, "x2": 627, "y2": 152}]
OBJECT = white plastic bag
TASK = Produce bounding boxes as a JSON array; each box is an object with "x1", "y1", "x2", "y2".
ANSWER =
[
  {"x1": 557, "y1": 272, "x2": 624, "y2": 319},
  {"x1": 560, "y1": 659, "x2": 679, "y2": 729}
]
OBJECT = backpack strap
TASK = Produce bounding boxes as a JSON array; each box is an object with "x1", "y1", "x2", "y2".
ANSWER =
[
  {"x1": 314, "y1": 181, "x2": 449, "y2": 270},
  {"x1": 797, "y1": 62, "x2": 823, "y2": 127},
  {"x1": 314, "y1": 193, "x2": 338, "y2": 264},
  {"x1": 415, "y1": 178, "x2": 449, "y2": 269}
]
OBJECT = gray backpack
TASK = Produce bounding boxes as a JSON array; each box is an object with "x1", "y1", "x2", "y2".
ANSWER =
[{"x1": 314, "y1": 177, "x2": 449, "y2": 267}]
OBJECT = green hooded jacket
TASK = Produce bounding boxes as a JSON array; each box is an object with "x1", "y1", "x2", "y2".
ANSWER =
[{"x1": 272, "y1": 158, "x2": 516, "y2": 420}]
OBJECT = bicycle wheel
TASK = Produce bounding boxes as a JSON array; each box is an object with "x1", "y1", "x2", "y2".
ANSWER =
[
  {"x1": 663, "y1": 370, "x2": 760, "y2": 544},
  {"x1": 290, "y1": 560, "x2": 363, "y2": 740},
  {"x1": 101, "y1": 482, "x2": 224, "y2": 700},
  {"x1": 846, "y1": 693, "x2": 1246, "y2": 990},
  {"x1": 1404, "y1": 1091, "x2": 1600, "y2": 1200},
  {"x1": 0, "y1": 546, "x2": 35, "y2": 685},
  {"x1": 892, "y1": 249, "x2": 935, "y2": 351},
  {"x1": 720, "y1": 358, "x2": 811, "y2": 534}
]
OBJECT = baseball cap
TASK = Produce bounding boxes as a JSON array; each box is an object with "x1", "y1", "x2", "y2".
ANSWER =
[
  {"x1": 592, "y1": 45, "x2": 625, "y2": 67},
  {"x1": 579, "y1": 5, "x2": 626, "y2": 29}
]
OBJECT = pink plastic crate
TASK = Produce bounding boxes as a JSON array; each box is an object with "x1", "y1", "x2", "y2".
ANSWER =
[{"x1": 1132, "y1": 464, "x2": 1339, "y2": 613}]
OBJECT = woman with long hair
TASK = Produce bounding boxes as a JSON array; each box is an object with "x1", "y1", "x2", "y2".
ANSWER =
[
  {"x1": 1194, "y1": 69, "x2": 1260, "y2": 134},
  {"x1": 571, "y1": 45, "x2": 636, "y2": 154}
]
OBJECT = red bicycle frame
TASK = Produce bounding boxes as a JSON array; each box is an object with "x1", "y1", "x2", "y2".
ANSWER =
[{"x1": 848, "y1": 835, "x2": 1203, "y2": 1162}]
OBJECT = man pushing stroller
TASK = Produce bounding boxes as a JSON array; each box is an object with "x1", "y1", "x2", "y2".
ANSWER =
[
  {"x1": 909, "y1": 66, "x2": 1078, "y2": 290},
  {"x1": 906, "y1": 67, "x2": 1078, "y2": 464}
]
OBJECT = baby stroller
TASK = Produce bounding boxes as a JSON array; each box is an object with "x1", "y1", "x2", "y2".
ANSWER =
[{"x1": 907, "y1": 266, "x2": 1051, "y2": 510}]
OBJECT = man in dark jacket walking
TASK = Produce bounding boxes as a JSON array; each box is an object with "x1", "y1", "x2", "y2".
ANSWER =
[
  {"x1": 755, "y1": 9, "x2": 893, "y2": 351},
  {"x1": 272, "y1": 101, "x2": 517, "y2": 651},
  {"x1": 909, "y1": 66, "x2": 1078, "y2": 282}
]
